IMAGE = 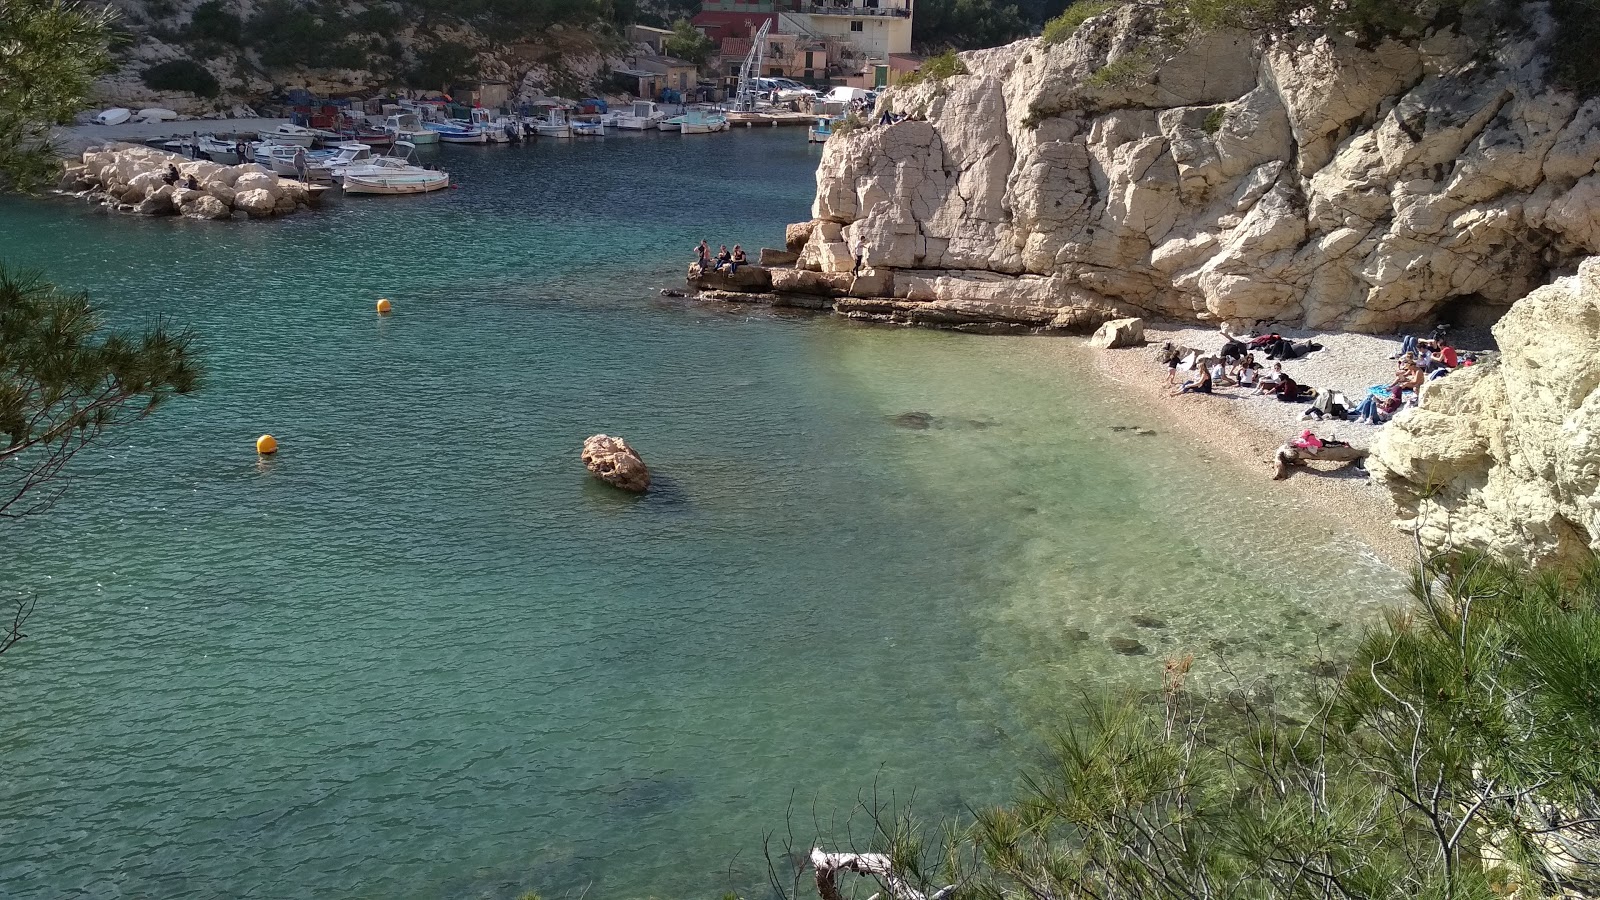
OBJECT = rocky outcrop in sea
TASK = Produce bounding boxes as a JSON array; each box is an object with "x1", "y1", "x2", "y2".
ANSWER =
[{"x1": 784, "y1": 5, "x2": 1600, "y2": 333}]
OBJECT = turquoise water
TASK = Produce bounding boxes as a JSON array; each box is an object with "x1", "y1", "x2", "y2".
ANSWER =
[{"x1": 0, "y1": 131, "x2": 1404, "y2": 899}]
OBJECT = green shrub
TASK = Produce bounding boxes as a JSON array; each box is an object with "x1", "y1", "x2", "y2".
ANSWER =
[
  {"x1": 899, "y1": 48, "x2": 968, "y2": 86},
  {"x1": 141, "y1": 58, "x2": 220, "y2": 97},
  {"x1": 1201, "y1": 106, "x2": 1225, "y2": 134},
  {"x1": 185, "y1": 0, "x2": 241, "y2": 44},
  {"x1": 1041, "y1": 0, "x2": 1115, "y2": 45},
  {"x1": 1085, "y1": 49, "x2": 1150, "y2": 87}
]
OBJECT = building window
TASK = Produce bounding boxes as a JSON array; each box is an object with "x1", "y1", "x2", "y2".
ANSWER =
[
  {"x1": 804, "y1": 50, "x2": 814, "y2": 67},
  {"x1": 850, "y1": 19, "x2": 863, "y2": 30}
]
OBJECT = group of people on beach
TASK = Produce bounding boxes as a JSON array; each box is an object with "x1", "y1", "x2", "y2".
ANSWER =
[
  {"x1": 1164, "y1": 325, "x2": 1476, "y2": 428},
  {"x1": 160, "y1": 164, "x2": 202, "y2": 191},
  {"x1": 694, "y1": 240, "x2": 748, "y2": 274}
]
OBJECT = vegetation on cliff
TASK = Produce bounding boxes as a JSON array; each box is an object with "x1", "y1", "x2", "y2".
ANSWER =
[
  {"x1": 783, "y1": 552, "x2": 1600, "y2": 900},
  {"x1": 0, "y1": 0, "x2": 114, "y2": 190}
]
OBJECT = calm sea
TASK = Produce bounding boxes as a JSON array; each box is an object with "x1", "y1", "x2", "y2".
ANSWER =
[{"x1": 0, "y1": 130, "x2": 1403, "y2": 899}]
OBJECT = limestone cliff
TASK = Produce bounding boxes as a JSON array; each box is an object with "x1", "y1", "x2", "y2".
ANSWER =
[
  {"x1": 1370, "y1": 257, "x2": 1600, "y2": 570},
  {"x1": 799, "y1": 6, "x2": 1600, "y2": 332}
]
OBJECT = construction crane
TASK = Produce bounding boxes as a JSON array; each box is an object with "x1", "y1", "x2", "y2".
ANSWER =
[{"x1": 733, "y1": 18, "x2": 771, "y2": 112}]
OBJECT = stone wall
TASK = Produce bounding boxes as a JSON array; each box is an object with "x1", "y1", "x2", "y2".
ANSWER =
[{"x1": 798, "y1": 5, "x2": 1600, "y2": 332}]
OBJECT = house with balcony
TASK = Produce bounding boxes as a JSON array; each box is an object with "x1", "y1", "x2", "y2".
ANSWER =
[
  {"x1": 781, "y1": 0, "x2": 913, "y2": 60},
  {"x1": 716, "y1": 28, "x2": 834, "y2": 83}
]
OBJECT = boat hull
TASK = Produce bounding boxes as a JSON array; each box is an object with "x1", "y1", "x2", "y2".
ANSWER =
[
  {"x1": 93, "y1": 108, "x2": 131, "y2": 126},
  {"x1": 398, "y1": 129, "x2": 439, "y2": 145},
  {"x1": 807, "y1": 128, "x2": 830, "y2": 143},
  {"x1": 435, "y1": 131, "x2": 487, "y2": 144},
  {"x1": 261, "y1": 130, "x2": 315, "y2": 147},
  {"x1": 657, "y1": 121, "x2": 681, "y2": 132},
  {"x1": 342, "y1": 173, "x2": 450, "y2": 194},
  {"x1": 534, "y1": 125, "x2": 571, "y2": 138}
]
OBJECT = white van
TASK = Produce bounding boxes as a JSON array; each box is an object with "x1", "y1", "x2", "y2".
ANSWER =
[{"x1": 820, "y1": 86, "x2": 873, "y2": 105}]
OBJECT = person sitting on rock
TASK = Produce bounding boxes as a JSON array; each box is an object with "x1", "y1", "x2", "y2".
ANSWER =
[
  {"x1": 1174, "y1": 365, "x2": 1213, "y2": 395},
  {"x1": 162, "y1": 164, "x2": 180, "y2": 186},
  {"x1": 184, "y1": 174, "x2": 200, "y2": 190},
  {"x1": 1439, "y1": 343, "x2": 1459, "y2": 369},
  {"x1": 713, "y1": 244, "x2": 732, "y2": 271},
  {"x1": 728, "y1": 245, "x2": 747, "y2": 274}
]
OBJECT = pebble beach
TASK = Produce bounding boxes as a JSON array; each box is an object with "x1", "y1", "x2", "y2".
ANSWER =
[{"x1": 1091, "y1": 321, "x2": 1497, "y2": 570}]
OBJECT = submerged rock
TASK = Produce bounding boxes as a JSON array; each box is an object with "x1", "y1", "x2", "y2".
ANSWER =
[
  {"x1": 1129, "y1": 614, "x2": 1168, "y2": 628},
  {"x1": 581, "y1": 434, "x2": 651, "y2": 493},
  {"x1": 889, "y1": 411, "x2": 935, "y2": 429},
  {"x1": 1108, "y1": 637, "x2": 1148, "y2": 655}
]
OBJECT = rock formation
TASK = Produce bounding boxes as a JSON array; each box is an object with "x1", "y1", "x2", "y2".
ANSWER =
[
  {"x1": 581, "y1": 434, "x2": 651, "y2": 493},
  {"x1": 1370, "y1": 257, "x2": 1600, "y2": 569},
  {"x1": 793, "y1": 6, "x2": 1600, "y2": 333},
  {"x1": 1088, "y1": 317, "x2": 1145, "y2": 349},
  {"x1": 57, "y1": 145, "x2": 317, "y2": 220}
]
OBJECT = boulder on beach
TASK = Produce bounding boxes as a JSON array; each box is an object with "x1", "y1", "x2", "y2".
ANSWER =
[
  {"x1": 1088, "y1": 317, "x2": 1146, "y2": 349},
  {"x1": 581, "y1": 434, "x2": 651, "y2": 493},
  {"x1": 233, "y1": 171, "x2": 280, "y2": 196},
  {"x1": 182, "y1": 195, "x2": 231, "y2": 220}
]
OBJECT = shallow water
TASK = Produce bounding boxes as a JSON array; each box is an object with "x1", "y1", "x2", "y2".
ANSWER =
[{"x1": 0, "y1": 130, "x2": 1404, "y2": 899}]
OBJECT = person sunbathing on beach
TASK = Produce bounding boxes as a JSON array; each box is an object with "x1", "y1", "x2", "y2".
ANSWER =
[{"x1": 1174, "y1": 366, "x2": 1213, "y2": 395}]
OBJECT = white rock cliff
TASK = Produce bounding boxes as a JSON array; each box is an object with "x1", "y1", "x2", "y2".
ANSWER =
[
  {"x1": 1371, "y1": 257, "x2": 1600, "y2": 570},
  {"x1": 799, "y1": 6, "x2": 1600, "y2": 332}
]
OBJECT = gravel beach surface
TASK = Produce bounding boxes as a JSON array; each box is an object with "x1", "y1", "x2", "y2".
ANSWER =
[{"x1": 1090, "y1": 321, "x2": 1496, "y2": 569}]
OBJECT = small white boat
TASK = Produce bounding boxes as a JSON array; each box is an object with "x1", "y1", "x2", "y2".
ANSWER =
[
  {"x1": 679, "y1": 110, "x2": 729, "y2": 135},
  {"x1": 615, "y1": 101, "x2": 664, "y2": 131},
  {"x1": 342, "y1": 160, "x2": 449, "y2": 195},
  {"x1": 93, "y1": 107, "x2": 131, "y2": 126},
  {"x1": 657, "y1": 115, "x2": 682, "y2": 132},
  {"x1": 382, "y1": 112, "x2": 439, "y2": 145},
  {"x1": 571, "y1": 119, "x2": 604, "y2": 137},
  {"x1": 532, "y1": 107, "x2": 572, "y2": 138},
  {"x1": 258, "y1": 123, "x2": 316, "y2": 147},
  {"x1": 198, "y1": 134, "x2": 243, "y2": 162},
  {"x1": 467, "y1": 108, "x2": 510, "y2": 143},
  {"x1": 137, "y1": 107, "x2": 179, "y2": 123},
  {"x1": 310, "y1": 143, "x2": 374, "y2": 181},
  {"x1": 807, "y1": 116, "x2": 839, "y2": 143},
  {"x1": 423, "y1": 120, "x2": 487, "y2": 144},
  {"x1": 340, "y1": 141, "x2": 449, "y2": 195}
]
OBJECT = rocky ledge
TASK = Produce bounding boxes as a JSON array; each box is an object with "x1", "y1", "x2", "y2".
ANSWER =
[
  {"x1": 1371, "y1": 257, "x2": 1600, "y2": 570},
  {"x1": 789, "y1": 5, "x2": 1600, "y2": 333},
  {"x1": 57, "y1": 144, "x2": 320, "y2": 221},
  {"x1": 683, "y1": 225, "x2": 1122, "y2": 334}
]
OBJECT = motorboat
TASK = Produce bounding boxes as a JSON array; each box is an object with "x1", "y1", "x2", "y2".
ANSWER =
[
  {"x1": 464, "y1": 108, "x2": 510, "y2": 143},
  {"x1": 614, "y1": 101, "x2": 664, "y2": 131},
  {"x1": 308, "y1": 143, "x2": 374, "y2": 181},
  {"x1": 198, "y1": 134, "x2": 244, "y2": 162},
  {"x1": 423, "y1": 120, "x2": 488, "y2": 144},
  {"x1": 343, "y1": 161, "x2": 449, "y2": 194},
  {"x1": 93, "y1": 107, "x2": 131, "y2": 126},
  {"x1": 340, "y1": 144, "x2": 449, "y2": 195},
  {"x1": 258, "y1": 122, "x2": 316, "y2": 147},
  {"x1": 531, "y1": 107, "x2": 571, "y2": 138},
  {"x1": 679, "y1": 110, "x2": 730, "y2": 135},
  {"x1": 571, "y1": 119, "x2": 604, "y2": 137},
  {"x1": 382, "y1": 112, "x2": 439, "y2": 145},
  {"x1": 807, "y1": 116, "x2": 838, "y2": 143},
  {"x1": 657, "y1": 114, "x2": 683, "y2": 132}
]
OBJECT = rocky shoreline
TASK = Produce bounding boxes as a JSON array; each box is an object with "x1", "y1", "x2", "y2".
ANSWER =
[{"x1": 57, "y1": 143, "x2": 321, "y2": 220}]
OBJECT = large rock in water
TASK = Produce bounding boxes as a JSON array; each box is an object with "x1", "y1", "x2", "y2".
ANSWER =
[
  {"x1": 581, "y1": 434, "x2": 651, "y2": 493},
  {"x1": 1370, "y1": 257, "x2": 1600, "y2": 570},
  {"x1": 800, "y1": 9, "x2": 1600, "y2": 332},
  {"x1": 687, "y1": 262, "x2": 772, "y2": 292},
  {"x1": 1088, "y1": 317, "x2": 1145, "y2": 349}
]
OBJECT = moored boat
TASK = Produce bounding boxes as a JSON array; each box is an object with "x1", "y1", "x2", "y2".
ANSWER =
[
  {"x1": 381, "y1": 112, "x2": 440, "y2": 145},
  {"x1": 614, "y1": 101, "x2": 664, "y2": 131},
  {"x1": 340, "y1": 141, "x2": 450, "y2": 195},
  {"x1": 258, "y1": 122, "x2": 317, "y2": 147},
  {"x1": 466, "y1": 108, "x2": 510, "y2": 143},
  {"x1": 807, "y1": 116, "x2": 838, "y2": 143},
  {"x1": 198, "y1": 134, "x2": 243, "y2": 162},
  {"x1": 423, "y1": 121, "x2": 488, "y2": 144},
  {"x1": 531, "y1": 107, "x2": 572, "y2": 138},
  {"x1": 657, "y1": 115, "x2": 683, "y2": 132},
  {"x1": 571, "y1": 119, "x2": 604, "y2": 137},
  {"x1": 679, "y1": 110, "x2": 730, "y2": 135}
]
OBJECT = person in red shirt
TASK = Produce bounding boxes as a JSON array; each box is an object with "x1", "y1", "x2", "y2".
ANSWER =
[{"x1": 1440, "y1": 344, "x2": 1459, "y2": 368}]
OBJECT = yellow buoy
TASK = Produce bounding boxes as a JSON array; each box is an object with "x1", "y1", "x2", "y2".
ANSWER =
[
  {"x1": 376, "y1": 298, "x2": 392, "y2": 315},
  {"x1": 256, "y1": 434, "x2": 278, "y2": 455}
]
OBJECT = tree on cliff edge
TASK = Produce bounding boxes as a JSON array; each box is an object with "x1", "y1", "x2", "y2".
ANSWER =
[
  {"x1": 0, "y1": 265, "x2": 202, "y2": 656},
  {"x1": 0, "y1": 0, "x2": 115, "y2": 192}
]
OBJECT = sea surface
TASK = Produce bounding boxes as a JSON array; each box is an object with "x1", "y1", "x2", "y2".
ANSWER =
[{"x1": 0, "y1": 129, "x2": 1405, "y2": 899}]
